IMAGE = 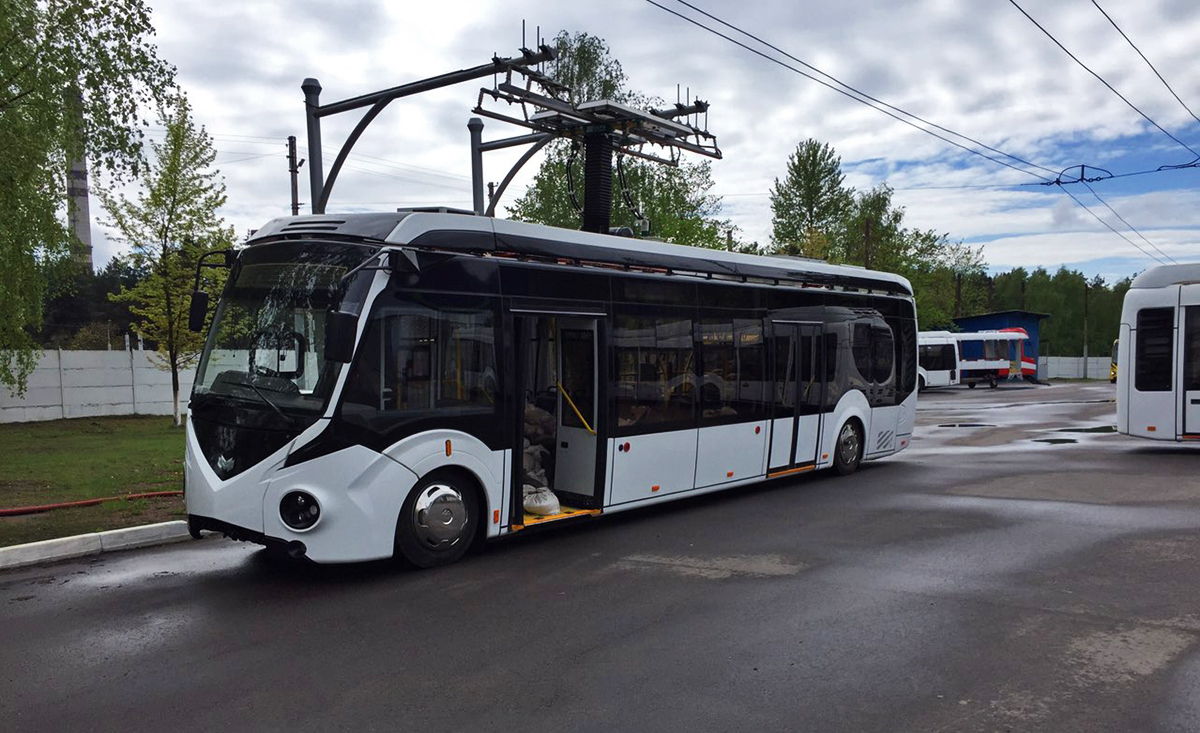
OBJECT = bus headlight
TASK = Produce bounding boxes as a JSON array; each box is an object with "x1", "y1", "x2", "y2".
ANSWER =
[{"x1": 280, "y1": 491, "x2": 321, "y2": 531}]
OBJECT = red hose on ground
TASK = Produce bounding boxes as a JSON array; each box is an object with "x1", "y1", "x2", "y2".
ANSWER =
[{"x1": 0, "y1": 490, "x2": 183, "y2": 517}]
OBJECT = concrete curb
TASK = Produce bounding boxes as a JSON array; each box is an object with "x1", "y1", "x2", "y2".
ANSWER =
[{"x1": 0, "y1": 520, "x2": 194, "y2": 571}]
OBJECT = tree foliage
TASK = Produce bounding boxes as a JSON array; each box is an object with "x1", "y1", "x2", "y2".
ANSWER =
[
  {"x1": 0, "y1": 0, "x2": 176, "y2": 392},
  {"x1": 769, "y1": 139, "x2": 850, "y2": 258},
  {"x1": 100, "y1": 96, "x2": 233, "y2": 426},
  {"x1": 507, "y1": 31, "x2": 735, "y2": 249}
]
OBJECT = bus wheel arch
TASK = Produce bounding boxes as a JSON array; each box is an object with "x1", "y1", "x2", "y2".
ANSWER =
[
  {"x1": 394, "y1": 466, "x2": 485, "y2": 568},
  {"x1": 918, "y1": 375, "x2": 926, "y2": 392},
  {"x1": 833, "y1": 417, "x2": 864, "y2": 476}
]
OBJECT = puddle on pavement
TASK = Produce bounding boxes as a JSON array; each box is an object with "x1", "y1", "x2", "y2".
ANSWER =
[
  {"x1": 1055, "y1": 425, "x2": 1117, "y2": 434},
  {"x1": 1033, "y1": 438, "x2": 1078, "y2": 445},
  {"x1": 938, "y1": 423, "x2": 996, "y2": 428}
]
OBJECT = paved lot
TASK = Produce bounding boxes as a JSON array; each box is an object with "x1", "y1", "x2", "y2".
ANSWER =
[{"x1": 3, "y1": 382, "x2": 1200, "y2": 732}]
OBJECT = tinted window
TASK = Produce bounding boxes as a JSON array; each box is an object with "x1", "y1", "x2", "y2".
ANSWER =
[
  {"x1": 894, "y1": 319, "x2": 916, "y2": 394},
  {"x1": 699, "y1": 319, "x2": 768, "y2": 421},
  {"x1": 343, "y1": 305, "x2": 497, "y2": 417},
  {"x1": 872, "y1": 326, "x2": 894, "y2": 383},
  {"x1": 1185, "y1": 307, "x2": 1200, "y2": 391},
  {"x1": 852, "y1": 323, "x2": 872, "y2": 378},
  {"x1": 1136, "y1": 307, "x2": 1174, "y2": 392},
  {"x1": 614, "y1": 314, "x2": 695, "y2": 430},
  {"x1": 560, "y1": 328, "x2": 595, "y2": 429}
]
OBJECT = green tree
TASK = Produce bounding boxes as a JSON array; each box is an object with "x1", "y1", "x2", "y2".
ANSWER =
[
  {"x1": 100, "y1": 97, "x2": 233, "y2": 426},
  {"x1": 507, "y1": 30, "x2": 733, "y2": 248},
  {"x1": 0, "y1": 0, "x2": 176, "y2": 392},
  {"x1": 769, "y1": 139, "x2": 851, "y2": 258},
  {"x1": 833, "y1": 184, "x2": 906, "y2": 271}
]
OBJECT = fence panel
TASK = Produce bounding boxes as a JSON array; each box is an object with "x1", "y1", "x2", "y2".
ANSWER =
[{"x1": 0, "y1": 350, "x2": 196, "y2": 424}]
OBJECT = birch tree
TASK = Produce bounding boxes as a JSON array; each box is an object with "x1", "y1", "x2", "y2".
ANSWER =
[
  {"x1": 0, "y1": 0, "x2": 175, "y2": 392},
  {"x1": 101, "y1": 96, "x2": 233, "y2": 426}
]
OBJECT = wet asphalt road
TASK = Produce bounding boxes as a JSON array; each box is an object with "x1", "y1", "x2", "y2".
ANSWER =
[{"x1": 4, "y1": 382, "x2": 1200, "y2": 732}]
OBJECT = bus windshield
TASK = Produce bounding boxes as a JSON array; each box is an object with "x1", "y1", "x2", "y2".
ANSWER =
[{"x1": 192, "y1": 241, "x2": 374, "y2": 419}]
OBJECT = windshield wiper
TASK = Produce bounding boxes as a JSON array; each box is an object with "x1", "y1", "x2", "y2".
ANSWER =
[{"x1": 243, "y1": 381, "x2": 296, "y2": 426}]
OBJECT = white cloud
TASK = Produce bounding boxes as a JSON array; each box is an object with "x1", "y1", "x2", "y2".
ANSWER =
[{"x1": 82, "y1": 0, "x2": 1200, "y2": 283}]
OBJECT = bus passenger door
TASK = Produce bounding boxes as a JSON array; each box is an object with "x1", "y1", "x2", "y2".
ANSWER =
[
  {"x1": 555, "y1": 320, "x2": 600, "y2": 503},
  {"x1": 767, "y1": 322, "x2": 823, "y2": 474}
]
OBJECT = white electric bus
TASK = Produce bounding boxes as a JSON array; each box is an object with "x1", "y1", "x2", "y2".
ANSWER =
[
  {"x1": 1116, "y1": 263, "x2": 1200, "y2": 442},
  {"x1": 185, "y1": 211, "x2": 917, "y2": 566},
  {"x1": 917, "y1": 331, "x2": 960, "y2": 389}
]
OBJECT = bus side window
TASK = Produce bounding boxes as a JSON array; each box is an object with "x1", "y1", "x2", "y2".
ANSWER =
[
  {"x1": 872, "y1": 325, "x2": 894, "y2": 384},
  {"x1": 852, "y1": 323, "x2": 872, "y2": 380},
  {"x1": 1135, "y1": 308, "x2": 1174, "y2": 392}
]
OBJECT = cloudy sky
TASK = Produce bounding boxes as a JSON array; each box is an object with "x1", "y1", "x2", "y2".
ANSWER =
[{"x1": 90, "y1": 0, "x2": 1200, "y2": 283}]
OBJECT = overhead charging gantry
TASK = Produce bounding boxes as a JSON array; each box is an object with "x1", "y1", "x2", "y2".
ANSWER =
[{"x1": 301, "y1": 44, "x2": 721, "y2": 234}]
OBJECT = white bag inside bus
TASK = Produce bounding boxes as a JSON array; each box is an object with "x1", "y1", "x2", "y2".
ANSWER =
[{"x1": 523, "y1": 484, "x2": 560, "y2": 515}]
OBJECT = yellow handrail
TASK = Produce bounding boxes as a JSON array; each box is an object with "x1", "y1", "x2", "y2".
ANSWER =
[{"x1": 557, "y1": 381, "x2": 596, "y2": 435}]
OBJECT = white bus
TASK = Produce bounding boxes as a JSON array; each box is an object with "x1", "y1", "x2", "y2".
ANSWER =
[
  {"x1": 917, "y1": 331, "x2": 961, "y2": 389},
  {"x1": 185, "y1": 211, "x2": 917, "y2": 566},
  {"x1": 1116, "y1": 264, "x2": 1200, "y2": 442}
]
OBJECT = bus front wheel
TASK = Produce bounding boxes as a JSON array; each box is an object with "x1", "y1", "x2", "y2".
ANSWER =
[
  {"x1": 833, "y1": 420, "x2": 863, "y2": 476},
  {"x1": 395, "y1": 471, "x2": 480, "y2": 569}
]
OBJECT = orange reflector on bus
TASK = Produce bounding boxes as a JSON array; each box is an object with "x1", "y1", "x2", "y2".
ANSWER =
[
  {"x1": 445, "y1": 439, "x2": 452, "y2": 456},
  {"x1": 822, "y1": 453, "x2": 829, "y2": 461},
  {"x1": 651, "y1": 485, "x2": 660, "y2": 492},
  {"x1": 1148, "y1": 426, "x2": 1157, "y2": 432},
  {"x1": 727, "y1": 471, "x2": 734, "y2": 478},
  {"x1": 493, "y1": 509, "x2": 500, "y2": 524}
]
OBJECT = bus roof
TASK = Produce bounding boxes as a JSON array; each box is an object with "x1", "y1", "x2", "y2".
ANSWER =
[
  {"x1": 953, "y1": 330, "x2": 1028, "y2": 342},
  {"x1": 1130, "y1": 263, "x2": 1200, "y2": 289},
  {"x1": 247, "y1": 210, "x2": 914, "y2": 297}
]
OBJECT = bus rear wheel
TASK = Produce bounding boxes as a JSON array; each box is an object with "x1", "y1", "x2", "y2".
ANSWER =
[
  {"x1": 395, "y1": 471, "x2": 480, "y2": 568},
  {"x1": 833, "y1": 420, "x2": 863, "y2": 476}
]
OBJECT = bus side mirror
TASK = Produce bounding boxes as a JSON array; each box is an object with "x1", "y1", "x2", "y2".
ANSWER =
[
  {"x1": 325, "y1": 311, "x2": 358, "y2": 363},
  {"x1": 188, "y1": 291, "x2": 209, "y2": 332}
]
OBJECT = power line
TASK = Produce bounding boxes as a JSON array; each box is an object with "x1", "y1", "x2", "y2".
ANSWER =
[
  {"x1": 1059, "y1": 186, "x2": 1168, "y2": 264},
  {"x1": 215, "y1": 152, "x2": 279, "y2": 165},
  {"x1": 1090, "y1": 0, "x2": 1200, "y2": 127},
  {"x1": 1008, "y1": 0, "x2": 1199, "y2": 158},
  {"x1": 342, "y1": 163, "x2": 466, "y2": 191},
  {"x1": 669, "y1": 0, "x2": 1060, "y2": 180},
  {"x1": 1080, "y1": 180, "x2": 1177, "y2": 263},
  {"x1": 644, "y1": 0, "x2": 1055, "y2": 182}
]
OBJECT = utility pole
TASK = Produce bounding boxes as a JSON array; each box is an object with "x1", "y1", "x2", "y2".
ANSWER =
[
  {"x1": 954, "y1": 273, "x2": 963, "y2": 318},
  {"x1": 287, "y1": 136, "x2": 304, "y2": 216},
  {"x1": 1082, "y1": 280, "x2": 1089, "y2": 379},
  {"x1": 863, "y1": 219, "x2": 872, "y2": 269}
]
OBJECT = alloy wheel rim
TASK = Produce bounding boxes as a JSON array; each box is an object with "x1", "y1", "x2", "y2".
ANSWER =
[
  {"x1": 839, "y1": 424, "x2": 859, "y2": 465},
  {"x1": 413, "y1": 484, "x2": 468, "y2": 550}
]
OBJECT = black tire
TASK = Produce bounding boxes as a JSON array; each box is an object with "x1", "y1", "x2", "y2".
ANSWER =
[
  {"x1": 395, "y1": 470, "x2": 481, "y2": 569},
  {"x1": 967, "y1": 382, "x2": 976, "y2": 389},
  {"x1": 833, "y1": 419, "x2": 864, "y2": 476},
  {"x1": 918, "y1": 376, "x2": 926, "y2": 392},
  {"x1": 989, "y1": 376, "x2": 998, "y2": 388},
  {"x1": 187, "y1": 515, "x2": 203, "y2": 540}
]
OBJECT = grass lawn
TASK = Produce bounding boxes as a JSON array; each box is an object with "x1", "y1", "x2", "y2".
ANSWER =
[{"x1": 0, "y1": 416, "x2": 186, "y2": 547}]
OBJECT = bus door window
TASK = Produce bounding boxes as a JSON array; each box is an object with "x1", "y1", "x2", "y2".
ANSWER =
[{"x1": 1184, "y1": 307, "x2": 1200, "y2": 432}]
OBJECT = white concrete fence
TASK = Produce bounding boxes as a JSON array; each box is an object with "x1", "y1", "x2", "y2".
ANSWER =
[
  {"x1": 1039, "y1": 356, "x2": 1113, "y2": 380},
  {"x1": 0, "y1": 350, "x2": 195, "y2": 424}
]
